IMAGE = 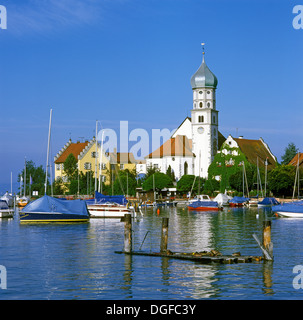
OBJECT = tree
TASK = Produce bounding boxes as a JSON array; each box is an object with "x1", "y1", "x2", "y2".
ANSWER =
[
  {"x1": 176, "y1": 174, "x2": 205, "y2": 195},
  {"x1": 281, "y1": 142, "x2": 298, "y2": 165},
  {"x1": 18, "y1": 160, "x2": 47, "y2": 196},
  {"x1": 145, "y1": 164, "x2": 160, "y2": 179},
  {"x1": 177, "y1": 175, "x2": 196, "y2": 193},
  {"x1": 63, "y1": 154, "x2": 78, "y2": 180},
  {"x1": 142, "y1": 172, "x2": 173, "y2": 191},
  {"x1": 166, "y1": 165, "x2": 175, "y2": 182},
  {"x1": 113, "y1": 169, "x2": 137, "y2": 196},
  {"x1": 268, "y1": 165, "x2": 296, "y2": 197}
]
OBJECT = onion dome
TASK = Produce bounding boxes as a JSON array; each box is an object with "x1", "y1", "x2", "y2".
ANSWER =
[{"x1": 190, "y1": 55, "x2": 218, "y2": 89}]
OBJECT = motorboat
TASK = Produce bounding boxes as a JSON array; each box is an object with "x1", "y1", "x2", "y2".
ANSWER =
[
  {"x1": 86, "y1": 191, "x2": 135, "y2": 218},
  {"x1": 257, "y1": 197, "x2": 280, "y2": 207},
  {"x1": 0, "y1": 200, "x2": 13, "y2": 218},
  {"x1": 272, "y1": 201, "x2": 303, "y2": 218},
  {"x1": 229, "y1": 196, "x2": 249, "y2": 207},
  {"x1": 187, "y1": 194, "x2": 220, "y2": 211},
  {"x1": 0, "y1": 192, "x2": 14, "y2": 207}
]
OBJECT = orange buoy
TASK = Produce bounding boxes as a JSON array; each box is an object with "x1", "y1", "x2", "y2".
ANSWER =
[{"x1": 157, "y1": 208, "x2": 160, "y2": 215}]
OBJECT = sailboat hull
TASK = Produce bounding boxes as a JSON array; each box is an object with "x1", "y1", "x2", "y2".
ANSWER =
[{"x1": 19, "y1": 211, "x2": 89, "y2": 223}]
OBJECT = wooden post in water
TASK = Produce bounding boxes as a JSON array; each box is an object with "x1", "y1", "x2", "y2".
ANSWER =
[
  {"x1": 263, "y1": 220, "x2": 273, "y2": 260},
  {"x1": 160, "y1": 217, "x2": 169, "y2": 253},
  {"x1": 124, "y1": 214, "x2": 132, "y2": 253}
]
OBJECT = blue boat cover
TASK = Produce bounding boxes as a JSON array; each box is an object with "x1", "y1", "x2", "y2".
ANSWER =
[
  {"x1": 258, "y1": 197, "x2": 280, "y2": 206},
  {"x1": 272, "y1": 201, "x2": 303, "y2": 213},
  {"x1": 23, "y1": 195, "x2": 89, "y2": 216},
  {"x1": 230, "y1": 196, "x2": 248, "y2": 204},
  {"x1": 188, "y1": 200, "x2": 218, "y2": 208},
  {"x1": 86, "y1": 191, "x2": 128, "y2": 205}
]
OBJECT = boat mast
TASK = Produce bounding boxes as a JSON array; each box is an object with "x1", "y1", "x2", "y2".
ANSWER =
[
  {"x1": 24, "y1": 157, "x2": 26, "y2": 197},
  {"x1": 264, "y1": 157, "x2": 268, "y2": 197},
  {"x1": 95, "y1": 120, "x2": 98, "y2": 194},
  {"x1": 292, "y1": 152, "x2": 300, "y2": 200},
  {"x1": 45, "y1": 109, "x2": 52, "y2": 195},
  {"x1": 98, "y1": 129, "x2": 105, "y2": 193}
]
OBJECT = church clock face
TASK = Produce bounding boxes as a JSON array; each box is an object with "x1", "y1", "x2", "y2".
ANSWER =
[{"x1": 197, "y1": 127, "x2": 204, "y2": 134}]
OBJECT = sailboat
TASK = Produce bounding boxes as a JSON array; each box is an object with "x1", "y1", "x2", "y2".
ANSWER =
[
  {"x1": 20, "y1": 109, "x2": 90, "y2": 223},
  {"x1": 229, "y1": 162, "x2": 249, "y2": 207},
  {"x1": 272, "y1": 152, "x2": 303, "y2": 217},
  {"x1": 187, "y1": 152, "x2": 220, "y2": 211},
  {"x1": 85, "y1": 123, "x2": 135, "y2": 218},
  {"x1": 18, "y1": 158, "x2": 30, "y2": 207}
]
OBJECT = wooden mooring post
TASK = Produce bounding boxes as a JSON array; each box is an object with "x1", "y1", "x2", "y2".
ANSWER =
[
  {"x1": 124, "y1": 214, "x2": 132, "y2": 253},
  {"x1": 160, "y1": 217, "x2": 169, "y2": 253},
  {"x1": 116, "y1": 215, "x2": 264, "y2": 265},
  {"x1": 263, "y1": 220, "x2": 273, "y2": 260}
]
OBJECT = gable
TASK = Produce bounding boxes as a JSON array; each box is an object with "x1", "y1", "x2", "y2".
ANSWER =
[{"x1": 171, "y1": 117, "x2": 192, "y2": 140}]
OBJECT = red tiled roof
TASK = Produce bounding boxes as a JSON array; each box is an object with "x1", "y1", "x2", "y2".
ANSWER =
[
  {"x1": 55, "y1": 141, "x2": 89, "y2": 163},
  {"x1": 289, "y1": 153, "x2": 303, "y2": 167},
  {"x1": 145, "y1": 135, "x2": 194, "y2": 159}
]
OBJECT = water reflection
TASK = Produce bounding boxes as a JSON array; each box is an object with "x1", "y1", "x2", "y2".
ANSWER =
[{"x1": 1, "y1": 205, "x2": 303, "y2": 299}]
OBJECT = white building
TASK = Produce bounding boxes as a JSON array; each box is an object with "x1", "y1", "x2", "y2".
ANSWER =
[{"x1": 145, "y1": 50, "x2": 224, "y2": 180}]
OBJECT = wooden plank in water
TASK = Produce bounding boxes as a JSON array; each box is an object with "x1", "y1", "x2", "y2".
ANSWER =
[{"x1": 115, "y1": 250, "x2": 263, "y2": 264}]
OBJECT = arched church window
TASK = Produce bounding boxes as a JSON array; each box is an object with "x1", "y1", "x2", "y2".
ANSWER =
[
  {"x1": 207, "y1": 102, "x2": 211, "y2": 108},
  {"x1": 199, "y1": 102, "x2": 203, "y2": 108},
  {"x1": 184, "y1": 162, "x2": 188, "y2": 175}
]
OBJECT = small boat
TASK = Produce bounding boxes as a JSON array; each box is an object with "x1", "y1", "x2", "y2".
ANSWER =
[
  {"x1": 140, "y1": 200, "x2": 156, "y2": 208},
  {"x1": 0, "y1": 200, "x2": 13, "y2": 218},
  {"x1": 213, "y1": 193, "x2": 232, "y2": 207},
  {"x1": 18, "y1": 196, "x2": 29, "y2": 207},
  {"x1": 248, "y1": 198, "x2": 259, "y2": 207},
  {"x1": 257, "y1": 197, "x2": 280, "y2": 207},
  {"x1": 86, "y1": 192, "x2": 134, "y2": 218},
  {"x1": 19, "y1": 195, "x2": 90, "y2": 222},
  {"x1": 272, "y1": 201, "x2": 303, "y2": 218},
  {"x1": 229, "y1": 196, "x2": 248, "y2": 207},
  {"x1": 0, "y1": 192, "x2": 14, "y2": 207},
  {"x1": 188, "y1": 194, "x2": 220, "y2": 211}
]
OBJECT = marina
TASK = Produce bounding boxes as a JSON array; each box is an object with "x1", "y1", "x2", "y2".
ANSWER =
[{"x1": 1, "y1": 205, "x2": 303, "y2": 299}]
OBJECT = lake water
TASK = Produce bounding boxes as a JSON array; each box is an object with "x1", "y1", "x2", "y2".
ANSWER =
[{"x1": 0, "y1": 206, "x2": 303, "y2": 300}]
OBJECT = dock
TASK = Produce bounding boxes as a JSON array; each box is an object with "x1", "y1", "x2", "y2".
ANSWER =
[
  {"x1": 115, "y1": 250, "x2": 263, "y2": 264},
  {"x1": 116, "y1": 215, "x2": 270, "y2": 265}
]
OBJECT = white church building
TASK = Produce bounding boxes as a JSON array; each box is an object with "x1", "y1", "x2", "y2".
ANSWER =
[{"x1": 145, "y1": 49, "x2": 225, "y2": 180}]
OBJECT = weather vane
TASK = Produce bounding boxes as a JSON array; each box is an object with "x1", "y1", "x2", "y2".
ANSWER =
[{"x1": 201, "y1": 42, "x2": 205, "y2": 55}]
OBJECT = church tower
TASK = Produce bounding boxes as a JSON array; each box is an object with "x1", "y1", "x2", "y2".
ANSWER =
[{"x1": 190, "y1": 46, "x2": 219, "y2": 178}]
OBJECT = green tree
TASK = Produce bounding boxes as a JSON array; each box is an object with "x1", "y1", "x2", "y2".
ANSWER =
[
  {"x1": 203, "y1": 178, "x2": 220, "y2": 195},
  {"x1": 177, "y1": 175, "x2": 196, "y2": 193},
  {"x1": 176, "y1": 174, "x2": 205, "y2": 195},
  {"x1": 166, "y1": 165, "x2": 175, "y2": 182},
  {"x1": 144, "y1": 164, "x2": 160, "y2": 180},
  {"x1": 268, "y1": 165, "x2": 296, "y2": 197},
  {"x1": 18, "y1": 160, "x2": 47, "y2": 196},
  {"x1": 142, "y1": 172, "x2": 173, "y2": 191},
  {"x1": 113, "y1": 169, "x2": 137, "y2": 196},
  {"x1": 281, "y1": 142, "x2": 298, "y2": 165},
  {"x1": 63, "y1": 154, "x2": 78, "y2": 180}
]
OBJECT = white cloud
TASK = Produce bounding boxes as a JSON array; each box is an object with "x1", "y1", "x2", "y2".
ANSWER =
[{"x1": 7, "y1": 0, "x2": 105, "y2": 34}]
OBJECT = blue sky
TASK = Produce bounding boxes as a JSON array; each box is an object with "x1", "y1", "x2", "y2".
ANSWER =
[{"x1": 0, "y1": 0, "x2": 302, "y2": 185}]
